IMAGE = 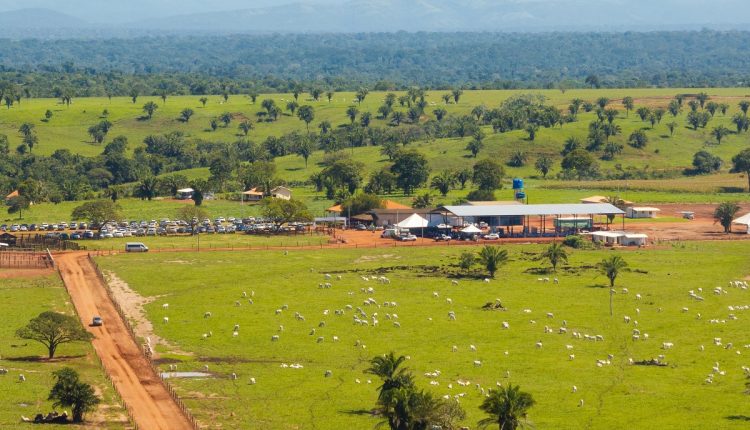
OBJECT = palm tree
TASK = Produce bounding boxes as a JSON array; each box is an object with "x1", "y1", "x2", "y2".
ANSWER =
[
  {"x1": 739, "y1": 100, "x2": 750, "y2": 116},
  {"x1": 598, "y1": 255, "x2": 628, "y2": 316},
  {"x1": 478, "y1": 384, "x2": 536, "y2": 430},
  {"x1": 219, "y1": 112, "x2": 232, "y2": 127},
  {"x1": 297, "y1": 105, "x2": 315, "y2": 132},
  {"x1": 391, "y1": 111, "x2": 404, "y2": 126},
  {"x1": 286, "y1": 100, "x2": 299, "y2": 115},
  {"x1": 478, "y1": 246, "x2": 508, "y2": 278},
  {"x1": 714, "y1": 202, "x2": 740, "y2": 233},
  {"x1": 711, "y1": 125, "x2": 731, "y2": 145},
  {"x1": 199, "y1": 97, "x2": 208, "y2": 107},
  {"x1": 142, "y1": 101, "x2": 158, "y2": 119},
  {"x1": 622, "y1": 96, "x2": 634, "y2": 116},
  {"x1": 365, "y1": 352, "x2": 414, "y2": 404},
  {"x1": 542, "y1": 243, "x2": 568, "y2": 272},
  {"x1": 346, "y1": 106, "x2": 359, "y2": 124},
  {"x1": 180, "y1": 108, "x2": 194, "y2": 122},
  {"x1": 430, "y1": 170, "x2": 455, "y2": 197},
  {"x1": 238, "y1": 120, "x2": 253, "y2": 136}
]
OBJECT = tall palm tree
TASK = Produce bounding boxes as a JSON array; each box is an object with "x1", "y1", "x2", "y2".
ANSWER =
[
  {"x1": 478, "y1": 246, "x2": 509, "y2": 278},
  {"x1": 478, "y1": 384, "x2": 536, "y2": 430},
  {"x1": 542, "y1": 243, "x2": 568, "y2": 272},
  {"x1": 713, "y1": 202, "x2": 740, "y2": 233},
  {"x1": 598, "y1": 255, "x2": 628, "y2": 316},
  {"x1": 430, "y1": 170, "x2": 455, "y2": 197},
  {"x1": 365, "y1": 352, "x2": 414, "y2": 405}
]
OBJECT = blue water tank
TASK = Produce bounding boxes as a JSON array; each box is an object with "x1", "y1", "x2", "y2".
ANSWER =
[
  {"x1": 515, "y1": 191, "x2": 526, "y2": 200},
  {"x1": 512, "y1": 178, "x2": 524, "y2": 190}
]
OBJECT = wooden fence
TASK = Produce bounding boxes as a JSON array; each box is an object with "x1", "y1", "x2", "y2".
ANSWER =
[
  {"x1": 0, "y1": 250, "x2": 54, "y2": 269},
  {"x1": 88, "y1": 255, "x2": 201, "y2": 430}
]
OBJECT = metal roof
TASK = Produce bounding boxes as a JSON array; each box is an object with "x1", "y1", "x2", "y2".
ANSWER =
[{"x1": 438, "y1": 203, "x2": 625, "y2": 217}]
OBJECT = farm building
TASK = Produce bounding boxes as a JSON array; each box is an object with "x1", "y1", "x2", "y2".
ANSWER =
[
  {"x1": 580, "y1": 195, "x2": 633, "y2": 205},
  {"x1": 176, "y1": 188, "x2": 194, "y2": 200},
  {"x1": 368, "y1": 208, "x2": 437, "y2": 227},
  {"x1": 434, "y1": 203, "x2": 625, "y2": 236},
  {"x1": 590, "y1": 231, "x2": 648, "y2": 246},
  {"x1": 242, "y1": 188, "x2": 264, "y2": 202},
  {"x1": 270, "y1": 186, "x2": 292, "y2": 200},
  {"x1": 326, "y1": 199, "x2": 410, "y2": 215},
  {"x1": 0, "y1": 232, "x2": 17, "y2": 246},
  {"x1": 626, "y1": 206, "x2": 660, "y2": 218}
]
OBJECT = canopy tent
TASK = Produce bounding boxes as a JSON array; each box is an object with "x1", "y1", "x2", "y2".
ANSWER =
[
  {"x1": 461, "y1": 225, "x2": 482, "y2": 234},
  {"x1": 396, "y1": 213, "x2": 429, "y2": 229},
  {"x1": 732, "y1": 212, "x2": 750, "y2": 234},
  {"x1": 176, "y1": 188, "x2": 194, "y2": 194}
]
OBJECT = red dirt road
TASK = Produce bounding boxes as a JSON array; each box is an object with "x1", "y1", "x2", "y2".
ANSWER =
[{"x1": 56, "y1": 252, "x2": 193, "y2": 430}]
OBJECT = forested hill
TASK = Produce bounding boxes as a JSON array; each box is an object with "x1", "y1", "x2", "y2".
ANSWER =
[{"x1": 3, "y1": 31, "x2": 750, "y2": 96}]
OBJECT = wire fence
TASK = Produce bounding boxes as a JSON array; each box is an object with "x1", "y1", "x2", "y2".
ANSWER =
[
  {"x1": 88, "y1": 255, "x2": 201, "y2": 430},
  {"x1": 0, "y1": 250, "x2": 54, "y2": 269}
]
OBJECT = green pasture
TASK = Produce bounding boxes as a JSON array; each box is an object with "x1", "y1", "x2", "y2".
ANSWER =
[
  {"x1": 0, "y1": 275, "x2": 127, "y2": 429},
  {"x1": 98, "y1": 241, "x2": 750, "y2": 429}
]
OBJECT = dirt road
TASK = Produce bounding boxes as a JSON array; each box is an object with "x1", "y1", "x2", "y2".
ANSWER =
[{"x1": 56, "y1": 252, "x2": 193, "y2": 430}]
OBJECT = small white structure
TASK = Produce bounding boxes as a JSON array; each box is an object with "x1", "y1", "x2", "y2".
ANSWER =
[
  {"x1": 460, "y1": 225, "x2": 482, "y2": 234},
  {"x1": 590, "y1": 231, "x2": 648, "y2": 246},
  {"x1": 396, "y1": 213, "x2": 429, "y2": 229},
  {"x1": 270, "y1": 186, "x2": 292, "y2": 200},
  {"x1": 626, "y1": 207, "x2": 660, "y2": 219},
  {"x1": 732, "y1": 212, "x2": 750, "y2": 234},
  {"x1": 176, "y1": 188, "x2": 194, "y2": 200}
]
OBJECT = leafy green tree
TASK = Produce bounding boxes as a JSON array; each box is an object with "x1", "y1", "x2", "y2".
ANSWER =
[
  {"x1": 129, "y1": 88, "x2": 139, "y2": 103},
  {"x1": 295, "y1": 137, "x2": 314, "y2": 168},
  {"x1": 16, "y1": 311, "x2": 93, "y2": 359},
  {"x1": 561, "y1": 149, "x2": 599, "y2": 179},
  {"x1": 542, "y1": 243, "x2": 568, "y2": 272},
  {"x1": 687, "y1": 110, "x2": 702, "y2": 130},
  {"x1": 442, "y1": 94, "x2": 452, "y2": 105},
  {"x1": 248, "y1": 91, "x2": 258, "y2": 104},
  {"x1": 692, "y1": 150, "x2": 722, "y2": 174},
  {"x1": 706, "y1": 101, "x2": 718, "y2": 117},
  {"x1": 688, "y1": 100, "x2": 700, "y2": 112},
  {"x1": 455, "y1": 168, "x2": 472, "y2": 189},
  {"x1": 478, "y1": 384, "x2": 536, "y2": 430},
  {"x1": 473, "y1": 159, "x2": 504, "y2": 191},
  {"x1": 360, "y1": 111, "x2": 372, "y2": 127},
  {"x1": 71, "y1": 200, "x2": 121, "y2": 230},
  {"x1": 199, "y1": 97, "x2": 208, "y2": 107},
  {"x1": 696, "y1": 92, "x2": 710, "y2": 108},
  {"x1": 668, "y1": 100, "x2": 681, "y2": 117},
  {"x1": 602, "y1": 141, "x2": 624, "y2": 161},
  {"x1": 466, "y1": 137, "x2": 484, "y2": 158},
  {"x1": 585, "y1": 75, "x2": 600, "y2": 88},
  {"x1": 19, "y1": 122, "x2": 34, "y2": 137},
  {"x1": 297, "y1": 105, "x2": 315, "y2": 132},
  {"x1": 430, "y1": 170, "x2": 456, "y2": 197},
  {"x1": 467, "y1": 189, "x2": 495, "y2": 201},
  {"x1": 23, "y1": 132, "x2": 39, "y2": 151},
  {"x1": 48, "y1": 368, "x2": 100, "y2": 423},
  {"x1": 355, "y1": 87, "x2": 369, "y2": 104},
  {"x1": 711, "y1": 125, "x2": 731, "y2": 144},
  {"x1": 627, "y1": 130, "x2": 648, "y2": 149},
  {"x1": 134, "y1": 177, "x2": 160, "y2": 201},
  {"x1": 190, "y1": 179, "x2": 209, "y2": 206},
  {"x1": 596, "y1": 97, "x2": 610, "y2": 109},
  {"x1": 534, "y1": 155, "x2": 553, "y2": 178},
  {"x1": 731, "y1": 148, "x2": 750, "y2": 191},
  {"x1": 732, "y1": 113, "x2": 749, "y2": 133},
  {"x1": 391, "y1": 111, "x2": 405, "y2": 126},
  {"x1": 458, "y1": 252, "x2": 476, "y2": 273},
  {"x1": 391, "y1": 150, "x2": 430, "y2": 195},
  {"x1": 341, "y1": 193, "x2": 383, "y2": 216},
  {"x1": 636, "y1": 107, "x2": 651, "y2": 122},
  {"x1": 525, "y1": 123, "x2": 539, "y2": 141},
  {"x1": 44, "y1": 109, "x2": 53, "y2": 120},
  {"x1": 621, "y1": 96, "x2": 634, "y2": 116},
  {"x1": 142, "y1": 101, "x2": 158, "y2": 119},
  {"x1": 175, "y1": 205, "x2": 209, "y2": 235},
  {"x1": 739, "y1": 100, "x2": 750, "y2": 116},
  {"x1": 714, "y1": 202, "x2": 740, "y2": 233},
  {"x1": 478, "y1": 245, "x2": 508, "y2": 278},
  {"x1": 180, "y1": 108, "x2": 194, "y2": 122},
  {"x1": 260, "y1": 198, "x2": 312, "y2": 227},
  {"x1": 326, "y1": 91, "x2": 334, "y2": 103},
  {"x1": 7, "y1": 195, "x2": 29, "y2": 218},
  {"x1": 598, "y1": 255, "x2": 628, "y2": 316}
]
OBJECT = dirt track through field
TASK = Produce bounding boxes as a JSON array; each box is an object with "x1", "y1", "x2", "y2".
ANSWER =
[{"x1": 56, "y1": 252, "x2": 193, "y2": 430}]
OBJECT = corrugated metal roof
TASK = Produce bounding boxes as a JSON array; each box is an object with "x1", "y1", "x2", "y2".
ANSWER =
[{"x1": 438, "y1": 203, "x2": 625, "y2": 217}]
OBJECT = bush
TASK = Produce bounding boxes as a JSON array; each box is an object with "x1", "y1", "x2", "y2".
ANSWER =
[{"x1": 562, "y1": 235, "x2": 586, "y2": 249}]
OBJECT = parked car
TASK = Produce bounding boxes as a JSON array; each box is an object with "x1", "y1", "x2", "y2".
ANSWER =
[
  {"x1": 398, "y1": 234, "x2": 418, "y2": 242},
  {"x1": 355, "y1": 224, "x2": 367, "y2": 231},
  {"x1": 482, "y1": 233, "x2": 500, "y2": 240},
  {"x1": 91, "y1": 316, "x2": 103, "y2": 326},
  {"x1": 434, "y1": 234, "x2": 452, "y2": 242},
  {"x1": 125, "y1": 242, "x2": 149, "y2": 252}
]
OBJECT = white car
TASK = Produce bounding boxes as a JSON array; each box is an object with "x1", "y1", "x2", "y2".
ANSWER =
[
  {"x1": 398, "y1": 234, "x2": 418, "y2": 242},
  {"x1": 483, "y1": 233, "x2": 500, "y2": 240},
  {"x1": 113, "y1": 231, "x2": 124, "y2": 238}
]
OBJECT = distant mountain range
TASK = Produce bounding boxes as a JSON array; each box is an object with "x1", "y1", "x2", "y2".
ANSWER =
[{"x1": 1, "y1": 0, "x2": 750, "y2": 37}]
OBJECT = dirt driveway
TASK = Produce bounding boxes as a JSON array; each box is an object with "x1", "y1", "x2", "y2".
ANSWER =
[{"x1": 56, "y1": 252, "x2": 193, "y2": 430}]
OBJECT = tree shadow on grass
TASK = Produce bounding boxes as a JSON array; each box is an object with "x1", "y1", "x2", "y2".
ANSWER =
[
  {"x1": 586, "y1": 284, "x2": 609, "y2": 289},
  {"x1": 7, "y1": 355, "x2": 86, "y2": 362},
  {"x1": 726, "y1": 415, "x2": 750, "y2": 421},
  {"x1": 341, "y1": 409, "x2": 376, "y2": 416}
]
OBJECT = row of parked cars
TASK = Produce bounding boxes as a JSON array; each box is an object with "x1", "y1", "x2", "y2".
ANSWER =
[
  {"x1": 2, "y1": 222, "x2": 91, "y2": 232},
  {"x1": 25, "y1": 217, "x2": 309, "y2": 240}
]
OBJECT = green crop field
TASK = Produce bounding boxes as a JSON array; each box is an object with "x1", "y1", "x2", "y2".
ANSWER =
[
  {"x1": 0, "y1": 275, "x2": 128, "y2": 429},
  {"x1": 97, "y1": 241, "x2": 750, "y2": 429}
]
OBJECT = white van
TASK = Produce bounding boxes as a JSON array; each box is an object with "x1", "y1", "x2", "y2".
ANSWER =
[{"x1": 125, "y1": 242, "x2": 149, "y2": 252}]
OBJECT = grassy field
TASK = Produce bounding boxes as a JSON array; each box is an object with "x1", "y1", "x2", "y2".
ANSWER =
[
  {"x1": 5, "y1": 88, "x2": 750, "y2": 225},
  {"x1": 0, "y1": 275, "x2": 128, "y2": 429},
  {"x1": 81, "y1": 232, "x2": 329, "y2": 251},
  {"x1": 97, "y1": 241, "x2": 750, "y2": 429}
]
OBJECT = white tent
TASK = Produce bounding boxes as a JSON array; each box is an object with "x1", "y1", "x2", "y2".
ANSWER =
[
  {"x1": 732, "y1": 212, "x2": 750, "y2": 234},
  {"x1": 396, "y1": 213, "x2": 429, "y2": 229},
  {"x1": 461, "y1": 225, "x2": 482, "y2": 234}
]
